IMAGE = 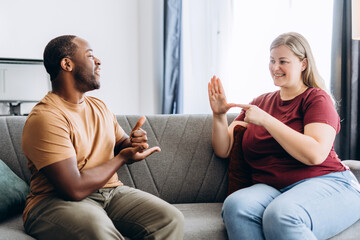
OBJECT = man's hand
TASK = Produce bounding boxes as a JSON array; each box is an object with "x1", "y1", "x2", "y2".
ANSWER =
[
  {"x1": 129, "y1": 116, "x2": 149, "y2": 150},
  {"x1": 119, "y1": 145, "x2": 161, "y2": 164},
  {"x1": 120, "y1": 116, "x2": 161, "y2": 164}
]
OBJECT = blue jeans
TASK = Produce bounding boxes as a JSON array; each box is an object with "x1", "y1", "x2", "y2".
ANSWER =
[{"x1": 222, "y1": 170, "x2": 360, "y2": 240}]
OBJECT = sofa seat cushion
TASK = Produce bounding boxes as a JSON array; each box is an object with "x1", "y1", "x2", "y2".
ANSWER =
[
  {"x1": 174, "y1": 203, "x2": 227, "y2": 240},
  {"x1": 1, "y1": 204, "x2": 227, "y2": 240},
  {"x1": 1, "y1": 204, "x2": 360, "y2": 240},
  {"x1": 0, "y1": 214, "x2": 34, "y2": 240},
  {"x1": 328, "y1": 218, "x2": 360, "y2": 240}
]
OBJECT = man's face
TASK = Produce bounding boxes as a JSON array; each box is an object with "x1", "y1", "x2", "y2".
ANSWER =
[{"x1": 71, "y1": 37, "x2": 101, "y2": 92}]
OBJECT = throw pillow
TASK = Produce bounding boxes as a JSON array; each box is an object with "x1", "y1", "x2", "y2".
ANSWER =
[
  {"x1": 0, "y1": 159, "x2": 30, "y2": 221},
  {"x1": 227, "y1": 125, "x2": 253, "y2": 196}
]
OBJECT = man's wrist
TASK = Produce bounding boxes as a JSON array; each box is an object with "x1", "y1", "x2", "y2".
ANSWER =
[{"x1": 116, "y1": 153, "x2": 127, "y2": 166}]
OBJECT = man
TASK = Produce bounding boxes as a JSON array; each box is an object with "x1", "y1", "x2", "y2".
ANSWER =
[{"x1": 21, "y1": 35, "x2": 184, "y2": 240}]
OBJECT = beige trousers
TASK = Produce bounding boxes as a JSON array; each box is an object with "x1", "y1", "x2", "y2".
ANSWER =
[{"x1": 24, "y1": 186, "x2": 184, "y2": 240}]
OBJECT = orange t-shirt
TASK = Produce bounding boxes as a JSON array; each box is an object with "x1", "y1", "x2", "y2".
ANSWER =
[{"x1": 21, "y1": 92, "x2": 125, "y2": 222}]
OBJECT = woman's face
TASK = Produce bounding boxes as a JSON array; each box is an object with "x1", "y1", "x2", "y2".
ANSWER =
[{"x1": 269, "y1": 45, "x2": 306, "y2": 89}]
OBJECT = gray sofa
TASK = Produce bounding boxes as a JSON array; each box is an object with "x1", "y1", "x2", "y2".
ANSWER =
[{"x1": 0, "y1": 114, "x2": 360, "y2": 240}]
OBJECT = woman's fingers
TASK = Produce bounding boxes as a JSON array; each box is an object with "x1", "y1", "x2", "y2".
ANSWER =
[{"x1": 235, "y1": 104, "x2": 251, "y2": 110}]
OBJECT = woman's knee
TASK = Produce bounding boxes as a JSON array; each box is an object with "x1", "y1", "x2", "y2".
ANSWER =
[
  {"x1": 222, "y1": 191, "x2": 259, "y2": 223},
  {"x1": 263, "y1": 200, "x2": 311, "y2": 237}
]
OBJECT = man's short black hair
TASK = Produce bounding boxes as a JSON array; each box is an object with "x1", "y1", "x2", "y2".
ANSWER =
[{"x1": 43, "y1": 35, "x2": 77, "y2": 81}]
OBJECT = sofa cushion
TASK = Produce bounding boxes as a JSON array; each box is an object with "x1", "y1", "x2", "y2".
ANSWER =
[
  {"x1": 0, "y1": 159, "x2": 30, "y2": 221},
  {"x1": 342, "y1": 160, "x2": 360, "y2": 181},
  {"x1": 227, "y1": 125, "x2": 252, "y2": 195},
  {"x1": 0, "y1": 214, "x2": 34, "y2": 239},
  {"x1": 328, "y1": 218, "x2": 360, "y2": 240},
  {"x1": 115, "y1": 114, "x2": 235, "y2": 203},
  {"x1": 174, "y1": 203, "x2": 227, "y2": 240}
]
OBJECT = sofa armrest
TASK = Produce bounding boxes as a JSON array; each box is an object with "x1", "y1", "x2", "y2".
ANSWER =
[{"x1": 342, "y1": 160, "x2": 360, "y2": 182}]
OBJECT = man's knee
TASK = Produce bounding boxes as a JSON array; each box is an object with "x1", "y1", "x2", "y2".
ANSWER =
[
  {"x1": 157, "y1": 203, "x2": 185, "y2": 233},
  {"x1": 26, "y1": 198, "x2": 123, "y2": 240}
]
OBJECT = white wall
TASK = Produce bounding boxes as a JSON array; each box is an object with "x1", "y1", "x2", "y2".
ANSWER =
[
  {"x1": 138, "y1": 0, "x2": 163, "y2": 115},
  {"x1": 0, "y1": 0, "x2": 163, "y2": 115}
]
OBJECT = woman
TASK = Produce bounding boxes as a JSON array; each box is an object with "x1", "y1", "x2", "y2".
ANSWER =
[{"x1": 208, "y1": 32, "x2": 360, "y2": 240}]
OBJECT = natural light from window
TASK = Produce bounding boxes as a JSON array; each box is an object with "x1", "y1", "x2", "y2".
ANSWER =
[{"x1": 224, "y1": 0, "x2": 334, "y2": 112}]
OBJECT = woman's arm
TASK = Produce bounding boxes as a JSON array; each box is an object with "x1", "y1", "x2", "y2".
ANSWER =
[
  {"x1": 239, "y1": 104, "x2": 336, "y2": 165},
  {"x1": 208, "y1": 76, "x2": 247, "y2": 158}
]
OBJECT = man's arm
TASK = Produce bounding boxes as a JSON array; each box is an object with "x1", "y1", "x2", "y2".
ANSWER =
[
  {"x1": 41, "y1": 154, "x2": 125, "y2": 201},
  {"x1": 42, "y1": 116, "x2": 160, "y2": 201},
  {"x1": 114, "y1": 135, "x2": 129, "y2": 156},
  {"x1": 42, "y1": 144, "x2": 160, "y2": 201}
]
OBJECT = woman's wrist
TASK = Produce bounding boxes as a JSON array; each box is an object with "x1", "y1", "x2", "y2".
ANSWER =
[
  {"x1": 262, "y1": 114, "x2": 276, "y2": 128},
  {"x1": 212, "y1": 112, "x2": 227, "y2": 119}
]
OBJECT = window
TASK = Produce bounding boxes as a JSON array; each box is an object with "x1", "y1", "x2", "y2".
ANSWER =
[
  {"x1": 225, "y1": 0, "x2": 334, "y2": 112},
  {"x1": 182, "y1": 0, "x2": 334, "y2": 114}
]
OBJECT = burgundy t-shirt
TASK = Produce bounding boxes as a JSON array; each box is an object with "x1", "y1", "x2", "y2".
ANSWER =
[{"x1": 235, "y1": 88, "x2": 347, "y2": 189}]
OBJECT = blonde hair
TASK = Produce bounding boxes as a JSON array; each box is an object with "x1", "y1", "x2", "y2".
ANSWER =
[{"x1": 270, "y1": 32, "x2": 327, "y2": 91}]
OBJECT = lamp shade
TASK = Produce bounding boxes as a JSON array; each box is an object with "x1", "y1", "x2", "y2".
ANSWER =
[{"x1": 353, "y1": 0, "x2": 360, "y2": 39}]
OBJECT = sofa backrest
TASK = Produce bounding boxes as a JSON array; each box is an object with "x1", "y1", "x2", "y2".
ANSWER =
[
  {"x1": 116, "y1": 114, "x2": 237, "y2": 203},
  {"x1": 0, "y1": 114, "x2": 237, "y2": 204},
  {"x1": 0, "y1": 116, "x2": 31, "y2": 185}
]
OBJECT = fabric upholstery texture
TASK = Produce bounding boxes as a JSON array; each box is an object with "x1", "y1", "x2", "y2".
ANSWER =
[
  {"x1": 228, "y1": 125, "x2": 253, "y2": 195},
  {"x1": 0, "y1": 117, "x2": 30, "y2": 185},
  {"x1": 0, "y1": 160, "x2": 29, "y2": 221},
  {"x1": 115, "y1": 114, "x2": 233, "y2": 203},
  {"x1": 0, "y1": 115, "x2": 360, "y2": 240},
  {"x1": 174, "y1": 203, "x2": 227, "y2": 240}
]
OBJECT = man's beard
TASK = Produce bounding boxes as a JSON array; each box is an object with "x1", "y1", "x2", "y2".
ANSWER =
[{"x1": 74, "y1": 67, "x2": 100, "y2": 92}]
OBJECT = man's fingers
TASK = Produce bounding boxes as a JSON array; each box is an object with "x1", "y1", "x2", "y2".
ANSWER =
[
  {"x1": 131, "y1": 142, "x2": 149, "y2": 149},
  {"x1": 132, "y1": 116, "x2": 146, "y2": 131},
  {"x1": 133, "y1": 146, "x2": 161, "y2": 159},
  {"x1": 130, "y1": 135, "x2": 147, "y2": 143},
  {"x1": 142, "y1": 146, "x2": 161, "y2": 157}
]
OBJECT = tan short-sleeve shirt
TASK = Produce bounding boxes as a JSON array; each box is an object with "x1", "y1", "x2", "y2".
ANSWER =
[{"x1": 22, "y1": 92, "x2": 125, "y2": 221}]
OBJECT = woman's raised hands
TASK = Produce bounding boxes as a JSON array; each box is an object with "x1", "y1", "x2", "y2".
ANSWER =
[{"x1": 208, "y1": 75, "x2": 238, "y2": 115}]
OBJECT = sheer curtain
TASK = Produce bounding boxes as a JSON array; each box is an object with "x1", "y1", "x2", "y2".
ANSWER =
[
  {"x1": 163, "y1": 0, "x2": 182, "y2": 114},
  {"x1": 226, "y1": 0, "x2": 333, "y2": 112},
  {"x1": 182, "y1": 0, "x2": 233, "y2": 114},
  {"x1": 331, "y1": 0, "x2": 360, "y2": 160},
  {"x1": 181, "y1": 0, "x2": 333, "y2": 114}
]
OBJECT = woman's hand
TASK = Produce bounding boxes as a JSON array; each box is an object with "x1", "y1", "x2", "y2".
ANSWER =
[
  {"x1": 237, "y1": 104, "x2": 272, "y2": 127},
  {"x1": 238, "y1": 104, "x2": 335, "y2": 165},
  {"x1": 208, "y1": 75, "x2": 238, "y2": 116}
]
